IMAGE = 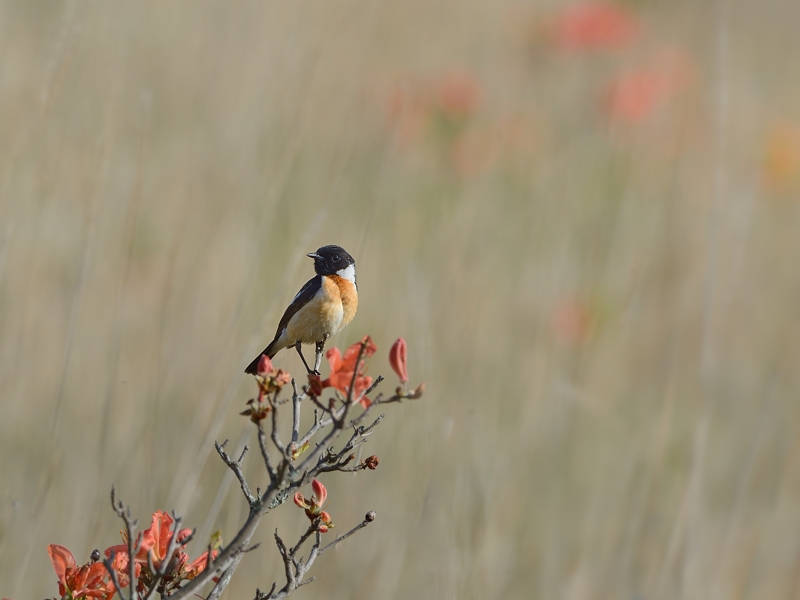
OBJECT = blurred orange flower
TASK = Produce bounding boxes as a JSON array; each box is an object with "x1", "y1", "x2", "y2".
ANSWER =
[
  {"x1": 435, "y1": 69, "x2": 482, "y2": 120},
  {"x1": 764, "y1": 123, "x2": 800, "y2": 189},
  {"x1": 384, "y1": 69, "x2": 483, "y2": 150},
  {"x1": 551, "y1": 1, "x2": 640, "y2": 52},
  {"x1": 603, "y1": 50, "x2": 692, "y2": 123},
  {"x1": 385, "y1": 80, "x2": 430, "y2": 147},
  {"x1": 552, "y1": 297, "x2": 594, "y2": 345}
]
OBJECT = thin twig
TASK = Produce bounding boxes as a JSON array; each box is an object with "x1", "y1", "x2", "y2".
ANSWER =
[
  {"x1": 320, "y1": 513, "x2": 375, "y2": 554},
  {"x1": 257, "y1": 423, "x2": 276, "y2": 483},
  {"x1": 111, "y1": 487, "x2": 139, "y2": 600},
  {"x1": 206, "y1": 552, "x2": 243, "y2": 600},
  {"x1": 102, "y1": 551, "x2": 129, "y2": 600},
  {"x1": 289, "y1": 523, "x2": 318, "y2": 557},
  {"x1": 253, "y1": 582, "x2": 277, "y2": 600},
  {"x1": 269, "y1": 390, "x2": 285, "y2": 456},
  {"x1": 215, "y1": 440, "x2": 255, "y2": 505},
  {"x1": 291, "y1": 380, "x2": 302, "y2": 445}
]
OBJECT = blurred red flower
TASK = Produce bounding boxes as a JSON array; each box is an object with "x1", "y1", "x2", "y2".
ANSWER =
[
  {"x1": 385, "y1": 79, "x2": 431, "y2": 147},
  {"x1": 603, "y1": 51, "x2": 692, "y2": 123},
  {"x1": 552, "y1": 297, "x2": 593, "y2": 344},
  {"x1": 253, "y1": 354, "x2": 292, "y2": 400},
  {"x1": 552, "y1": 1, "x2": 640, "y2": 52},
  {"x1": 435, "y1": 69, "x2": 482, "y2": 120}
]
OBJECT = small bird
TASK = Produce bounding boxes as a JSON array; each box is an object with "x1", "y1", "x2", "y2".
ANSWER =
[{"x1": 245, "y1": 245, "x2": 358, "y2": 375}]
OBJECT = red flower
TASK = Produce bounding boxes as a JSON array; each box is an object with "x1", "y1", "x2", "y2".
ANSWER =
[
  {"x1": 321, "y1": 336, "x2": 376, "y2": 406},
  {"x1": 294, "y1": 479, "x2": 334, "y2": 532},
  {"x1": 256, "y1": 354, "x2": 273, "y2": 375},
  {"x1": 552, "y1": 2, "x2": 640, "y2": 52},
  {"x1": 170, "y1": 547, "x2": 219, "y2": 581},
  {"x1": 254, "y1": 356, "x2": 292, "y2": 399},
  {"x1": 389, "y1": 338, "x2": 408, "y2": 383},
  {"x1": 48, "y1": 544, "x2": 116, "y2": 600},
  {"x1": 103, "y1": 510, "x2": 218, "y2": 595},
  {"x1": 136, "y1": 510, "x2": 192, "y2": 569},
  {"x1": 104, "y1": 549, "x2": 139, "y2": 589}
]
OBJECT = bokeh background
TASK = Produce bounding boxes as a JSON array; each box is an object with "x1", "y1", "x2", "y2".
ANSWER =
[{"x1": 2, "y1": 1, "x2": 800, "y2": 598}]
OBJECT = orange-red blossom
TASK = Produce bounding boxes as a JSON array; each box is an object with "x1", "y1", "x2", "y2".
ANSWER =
[
  {"x1": 47, "y1": 510, "x2": 219, "y2": 599},
  {"x1": 294, "y1": 478, "x2": 334, "y2": 533},
  {"x1": 105, "y1": 510, "x2": 218, "y2": 590},
  {"x1": 242, "y1": 354, "x2": 292, "y2": 422},
  {"x1": 48, "y1": 544, "x2": 116, "y2": 600},
  {"x1": 320, "y1": 336, "x2": 377, "y2": 407}
]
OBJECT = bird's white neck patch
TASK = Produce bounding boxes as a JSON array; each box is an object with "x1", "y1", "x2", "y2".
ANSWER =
[{"x1": 337, "y1": 263, "x2": 356, "y2": 285}]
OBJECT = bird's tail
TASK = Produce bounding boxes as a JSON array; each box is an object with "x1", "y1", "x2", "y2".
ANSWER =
[{"x1": 244, "y1": 341, "x2": 278, "y2": 375}]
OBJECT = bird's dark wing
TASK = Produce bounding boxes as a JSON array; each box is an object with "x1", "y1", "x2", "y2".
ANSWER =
[
  {"x1": 244, "y1": 275, "x2": 322, "y2": 374},
  {"x1": 272, "y1": 275, "x2": 322, "y2": 339}
]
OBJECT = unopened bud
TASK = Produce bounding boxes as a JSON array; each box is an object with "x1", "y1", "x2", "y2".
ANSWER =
[
  {"x1": 90, "y1": 549, "x2": 101, "y2": 563},
  {"x1": 365, "y1": 511, "x2": 376, "y2": 522},
  {"x1": 363, "y1": 455, "x2": 379, "y2": 470},
  {"x1": 408, "y1": 382, "x2": 425, "y2": 399}
]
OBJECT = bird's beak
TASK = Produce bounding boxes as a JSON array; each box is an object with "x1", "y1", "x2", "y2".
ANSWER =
[{"x1": 307, "y1": 253, "x2": 323, "y2": 260}]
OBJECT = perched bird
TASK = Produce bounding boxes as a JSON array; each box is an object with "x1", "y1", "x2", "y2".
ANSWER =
[{"x1": 245, "y1": 245, "x2": 358, "y2": 375}]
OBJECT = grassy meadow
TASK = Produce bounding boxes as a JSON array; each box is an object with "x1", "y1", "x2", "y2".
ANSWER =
[{"x1": 2, "y1": 1, "x2": 800, "y2": 598}]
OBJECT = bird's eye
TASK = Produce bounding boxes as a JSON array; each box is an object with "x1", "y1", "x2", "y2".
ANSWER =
[{"x1": 333, "y1": 255, "x2": 340, "y2": 262}]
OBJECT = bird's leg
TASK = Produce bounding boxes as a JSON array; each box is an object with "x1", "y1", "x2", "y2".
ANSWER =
[
  {"x1": 294, "y1": 341, "x2": 315, "y2": 374},
  {"x1": 313, "y1": 334, "x2": 329, "y2": 374}
]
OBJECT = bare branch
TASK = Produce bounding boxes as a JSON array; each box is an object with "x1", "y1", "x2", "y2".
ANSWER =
[
  {"x1": 274, "y1": 531, "x2": 296, "y2": 589},
  {"x1": 101, "y1": 551, "x2": 129, "y2": 600},
  {"x1": 110, "y1": 487, "x2": 139, "y2": 600},
  {"x1": 216, "y1": 440, "x2": 256, "y2": 505},
  {"x1": 207, "y1": 552, "x2": 244, "y2": 600},
  {"x1": 320, "y1": 512, "x2": 375, "y2": 554},
  {"x1": 291, "y1": 380, "x2": 302, "y2": 445},
  {"x1": 257, "y1": 423, "x2": 277, "y2": 483},
  {"x1": 269, "y1": 390, "x2": 286, "y2": 456},
  {"x1": 362, "y1": 375, "x2": 384, "y2": 398},
  {"x1": 289, "y1": 523, "x2": 318, "y2": 557},
  {"x1": 253, "y1": 582, "x2": 277, "y2": 600}
]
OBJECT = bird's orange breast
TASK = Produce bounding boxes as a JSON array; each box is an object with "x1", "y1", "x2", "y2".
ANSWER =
[{"x1": 327, "y1": 274, "x2": 358, "y2": 329}]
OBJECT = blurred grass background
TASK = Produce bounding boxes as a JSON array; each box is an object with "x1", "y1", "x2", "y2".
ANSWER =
[{"x1": 2, "y1": 1, "x2": 800, "y2": 598}]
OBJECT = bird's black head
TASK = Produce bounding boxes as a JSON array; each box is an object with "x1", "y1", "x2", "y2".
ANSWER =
[{"x1": 307, "y1": 245, "x2": 356, "y2": 279}]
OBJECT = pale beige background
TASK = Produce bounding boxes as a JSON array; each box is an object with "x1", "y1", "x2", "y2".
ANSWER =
[{"x1": 1, "y1": 2, "x2": 800, "y2": 599}]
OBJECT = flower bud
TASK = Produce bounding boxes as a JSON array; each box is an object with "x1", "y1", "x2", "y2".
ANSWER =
[
  {"x1": 311, "y1": 479, "x2": 327, "y2": 506},
  {"x1": 389, "y1": 338, "x2": 409, "y2": 383},
  {"x1": 256, "y1": 354, "x2": 273, "y2": 375}
]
